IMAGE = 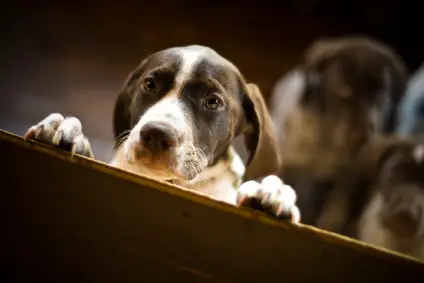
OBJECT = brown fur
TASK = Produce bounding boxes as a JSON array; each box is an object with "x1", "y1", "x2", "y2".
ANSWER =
[
  {"x1": 242, "y1": 83, "x2": 281, "y2": 180},
  {"x1": 269, "y1": 35, "x2": 408, "y2": 225}
]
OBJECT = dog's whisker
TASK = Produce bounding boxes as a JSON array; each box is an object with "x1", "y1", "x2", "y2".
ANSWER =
[
  {"x1": 115, "y1": 134, "x2": 129, "y2": 145},
  {"x1": 189, "y1": 163, "x2": 195, "y2": 178},
  {"x1": 116, "y1": 130, "x2": 130, "y2": 141},
  {"x1": 115, "y1": 139, "x2": 127, "y2": 150},
  {"x1": 194, "y1": 151, "x2": 205, "y2": 162},
  {"x1": 115, "y1": 131, "x2": 130, "y2": 149},
  {"x1": 186, "y1": 161, "x2": 195, "y2": 180},
  {"x1": 190, "y1": 146, "x2": 206, "y2": 160},
  {"x1": 192, "y1": 160, "x2": 200, "y2": 176},
  {"x1": 115, "y1": 136, "x2": 127, "y2": 147}
]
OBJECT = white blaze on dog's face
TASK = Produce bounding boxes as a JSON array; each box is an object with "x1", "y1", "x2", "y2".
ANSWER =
[
  {"x1": 113, "y1": 46, "x2": 251, "y2": 182},
  {"x1": 123, "y1": 95, "x2": 195, "y2": 180},
  {"x1": 375, "y1": 144, "x2": 424, "y2": 238}
]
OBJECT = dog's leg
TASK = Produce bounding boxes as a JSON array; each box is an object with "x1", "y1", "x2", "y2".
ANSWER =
[
  {"x1": 24, "y1": 113, "x2": 94, "y2": 158},
  {"x1": 236, "y1": 175, "x2": 301, "y2": 223}
]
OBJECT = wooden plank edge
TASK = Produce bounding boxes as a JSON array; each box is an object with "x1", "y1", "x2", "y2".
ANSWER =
[{"x1": 1, "y1": 129, "x2": 423, "y2": 268}]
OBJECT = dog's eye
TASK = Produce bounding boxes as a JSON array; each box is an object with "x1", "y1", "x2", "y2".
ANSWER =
[
  {"x1": 143, "y1": 78, "x2": 157, "y2": 93},
  {"x1": 204, "y1": 96, "x2": 223, "y2": 110}
]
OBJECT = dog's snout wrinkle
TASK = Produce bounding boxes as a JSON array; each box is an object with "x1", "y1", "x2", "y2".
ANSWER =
[{"x1": 140, "y1": 122, "x2": 178, "y2": 154}]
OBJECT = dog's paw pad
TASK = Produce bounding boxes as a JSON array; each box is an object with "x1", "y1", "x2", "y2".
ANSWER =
[
  {"x1": 236, "y1": 175, "x2": 301, "y2": 223},
  {"x1": 24, "y1": 113, "x2": 93, "y2": 158}
]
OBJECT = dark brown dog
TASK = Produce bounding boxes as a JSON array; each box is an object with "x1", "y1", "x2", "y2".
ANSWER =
[
  {"x1": 269, "y1": 36, "x2": 408, "y2": 225},
  {"x1": 25, "y1": 45, "x2": 300, "y2": 222},
  {"x1": 316, "y1": 136, "x2": 424, "y2": 260}
]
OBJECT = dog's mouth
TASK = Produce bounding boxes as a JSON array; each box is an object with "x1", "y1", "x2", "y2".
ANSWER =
[
  {"x1": 122, "y1": 140, "x2": 208, "y2": 182},
  {"x1": 181, "y1": 148, "x2": 208, "y2": 180}
]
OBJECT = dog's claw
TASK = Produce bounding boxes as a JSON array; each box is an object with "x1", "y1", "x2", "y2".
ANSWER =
[
  {"x1": 24, "y1": 125, "x2": 41, "y2": 141},
  {"x1": 34, "y1": 125, "x2": 43, "y2": 139},
  {"x1": 52, "y1": 130, "x2": 63, "y2": 146},
  {"x1": 24, "y1": 113, "x2": 94, "y2": 158},
  {"x1": 71, "y1": 135, "x2": 94, "y2": 158},
  {"x1": 236, "y1": 175, "x2": 301, "y2": 223},
  {"x1": 23, "y1": 128, "x2": 33, "y2": 141}
]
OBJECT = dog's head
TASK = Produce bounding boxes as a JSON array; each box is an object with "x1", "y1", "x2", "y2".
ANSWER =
[
  {"x1": 300, "y1": 36, "x2": 408, "y2": 136},
  {"x1": 113, "y1": 45, "x2": 279, "y2": 182},
  {"x1": 374, "y1": 140, "x2": 424, "y2": 237}
]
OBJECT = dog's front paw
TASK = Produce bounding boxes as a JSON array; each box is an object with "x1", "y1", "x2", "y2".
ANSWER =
[
  {"x1": 236, "y1": 175, "x2": 301, "y2": 223},
  {"x1": 24, "y1": 113, "x2": 94, "y2": 158}
]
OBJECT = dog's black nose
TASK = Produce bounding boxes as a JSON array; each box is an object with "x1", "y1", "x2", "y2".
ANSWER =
[{"x1": 139, "y1": 122, "x2": 177, "y2": 153}]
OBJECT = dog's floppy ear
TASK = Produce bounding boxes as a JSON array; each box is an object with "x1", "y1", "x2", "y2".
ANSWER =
[
  {"x1": 113, "y1": 59, "x2": 148, "y2": 144},
  {"x1": 241, "y1": 83, "x2": 281, "y2": 181},
  {"x1": 113, "y1": 90, "x2": 132, "y2": 143}
]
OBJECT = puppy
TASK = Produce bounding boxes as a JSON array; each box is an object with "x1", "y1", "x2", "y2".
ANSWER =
[
  {"x1": 24, "y1": 45, "x2": 300, "y2": 222},
  {"x1": 317, "y1": 137, "x2": 424, "y2": 260},
  {"x1": 269, "y1": 36, "x2": 408, "y2": 225}
]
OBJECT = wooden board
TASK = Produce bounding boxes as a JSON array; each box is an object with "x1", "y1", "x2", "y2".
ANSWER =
[{"x1": 1, "y1": 130, "x2": 424, "y2": 283}]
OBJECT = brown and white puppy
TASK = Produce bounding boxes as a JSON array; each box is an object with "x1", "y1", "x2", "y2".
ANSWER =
[
  {"x1": 317, "y1": 137, "x2": 424, "y2": 260},
  {"x1": 269, "y1": 36, "x2": 408, "y2": 225},
  {"x1": 24, "y1": 45, "x2": 300, "y2": 222}
]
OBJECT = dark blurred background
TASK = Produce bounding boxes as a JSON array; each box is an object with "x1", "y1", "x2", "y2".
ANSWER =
[{"x1": 1, "y1": 0, "x2": 423, "y2": 161}]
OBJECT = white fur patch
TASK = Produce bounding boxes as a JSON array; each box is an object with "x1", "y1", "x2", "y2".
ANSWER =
[
  {"x1": 228, "y1": 146, "x2": 246, "y2": 187},
  {"x1": 413, "y1": 145, "x2": 424, "y2": 164},
  {"x1": 183, "y1": 146, "x2": 245, "y2": 205},
  {"x1": 269, "y1": 70, "x2": 305, "y2": 138},
  {"x1": 175, "y1": 47, "x2": 205, "y2": 85},
  {"x1": 262, "y1": 175, "x2": 297, "y2": 205},
  {"x1": 136, "y1": 96, "x2": 188, "y2": 134},
  {"x1": 187, "y1": 146, "x2": 245, "y2": 189},
  {"x1": 236, "y1": 175, "x2": 300, "y2": 223},
  {"x1": 124, "y1": 95, "x2": 191, "y2": 166}
]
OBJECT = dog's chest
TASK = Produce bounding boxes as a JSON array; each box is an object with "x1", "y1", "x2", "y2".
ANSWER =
[
  {"x1": 178, "y1": 146, "x2": 245, "y2": 205},
  {"x1": 189, "y1": 170, "x2": 239, "y2": 205}
]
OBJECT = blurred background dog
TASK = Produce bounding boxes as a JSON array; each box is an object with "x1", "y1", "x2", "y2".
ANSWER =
[{"x1": 269, "y1": 36, "x2": 408, "y2": 225}]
